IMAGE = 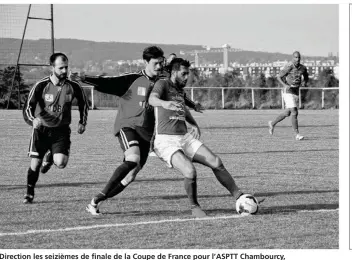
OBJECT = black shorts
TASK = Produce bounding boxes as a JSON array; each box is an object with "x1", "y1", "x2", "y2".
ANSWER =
[
  {"x1": 117, "y1": 127, "x2": 152, "y2": 169},
  {"x1": 28, "y1": 125, "x2": 71, "y2": 159}
]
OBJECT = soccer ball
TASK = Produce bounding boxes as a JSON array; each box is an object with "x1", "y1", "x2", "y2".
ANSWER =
[{"x1": 235, "y1": 194, "x2": 259, "y2": 215}]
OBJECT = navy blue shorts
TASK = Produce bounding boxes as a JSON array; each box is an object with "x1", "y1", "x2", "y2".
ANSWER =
[
  {"x1": 117, "y1": 127, "x2": 151, "y2": 169},
  {"x1": 28, "y1": 125, "x2": 71, "y2": 159}
]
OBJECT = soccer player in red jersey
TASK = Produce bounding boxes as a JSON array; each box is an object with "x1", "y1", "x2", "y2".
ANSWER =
[
  {"x1": 149, "y1": 58, "x2": 249, "y2": 217},
  {"x1": 70, "y1": 46, "x2": 200, "y2": 215},
  {"x1": 268, "y1": 51, "x2": 309, "y2": 140},
  {"x1": 22, "y1": 53, "x2": 89, "y2": 203}
]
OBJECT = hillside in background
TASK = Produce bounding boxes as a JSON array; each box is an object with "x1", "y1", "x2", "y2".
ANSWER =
[{"x1": 0, "y1": 38, "x2": 333, "y2": 67}]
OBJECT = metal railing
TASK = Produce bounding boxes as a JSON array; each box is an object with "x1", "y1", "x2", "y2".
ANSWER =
[
  {"x1": 82, "y1": 86, "x2": 339, "y2": 109},
  {"x1": 186, "y1": 87, "x2": 339, "y2": 109}
]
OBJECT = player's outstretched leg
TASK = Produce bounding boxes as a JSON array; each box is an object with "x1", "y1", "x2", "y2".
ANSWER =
[
  {"x1": 171, "y1": 151, "x2": 206, "y2": 218},
  {"x1": 192, "y1": 145, "x2": 243, "y2": 200},
  {"x1": 269, "y1": 109, "x2": 291, "y2": 135},
  {"x1": 86, "y1": 161, "x2": 137, "y2": 215}
]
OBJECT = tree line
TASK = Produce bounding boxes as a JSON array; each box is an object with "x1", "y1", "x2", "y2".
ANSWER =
[{"x1": 0, "y1": 65, "x2": 339, "y2": 109}]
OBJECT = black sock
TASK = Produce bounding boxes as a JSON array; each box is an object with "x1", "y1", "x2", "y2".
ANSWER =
[
  {"x1": 93, "y1": 193, "x2": 107, "y2": 204},
  {"x1": 106, "y1": 182, "x2": 127, "y2": 199},
  {"x1": 97, "y1": 161, "x2": 137, "y2": 203},
  {"x1": 184, "y1": 177, "x2": 199, "y2": 207},
  {"x1": 27, "y1": 168, "x2": 39, "y2": 195},
  {"x1": 212, "y1": 164, "x2": 242, "y2": 199}
]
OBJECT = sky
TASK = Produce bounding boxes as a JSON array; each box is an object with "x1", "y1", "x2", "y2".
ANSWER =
[{"x1": 0, "y1": 3, "x2": 339, "y2": 57}]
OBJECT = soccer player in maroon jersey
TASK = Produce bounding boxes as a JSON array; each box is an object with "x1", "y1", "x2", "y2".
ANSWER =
[
  {"x1": 22, "y1": 53, "x2": 89, "y2": 203},
  {"x1": 70, "y1": 46, "x2": 200, "y2": 215},
  {"x1": 268, "y1": 51, "x2": 309, "y2": 140},
  {"x1": 149, "y1": 58, "x2": 251, "y2": 218}
]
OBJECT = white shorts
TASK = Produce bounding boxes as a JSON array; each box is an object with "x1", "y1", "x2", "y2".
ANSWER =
[
  {"x1": 283, "y1": 93, "x2": 299, "y2": 109},
  {"x1": 154, "y1": 134, "x2": 203, "y2": 168}
]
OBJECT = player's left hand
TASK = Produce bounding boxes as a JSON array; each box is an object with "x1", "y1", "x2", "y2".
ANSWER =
[
  {"x1": 189, "y1": 125, "x2": 201, "y2": 140},
  {"x1": 77, "y1": 123, "x2": 86, "y2": 134},
  {"x1": 194, "y1": 102, "x2": 204, "y2": 113}
]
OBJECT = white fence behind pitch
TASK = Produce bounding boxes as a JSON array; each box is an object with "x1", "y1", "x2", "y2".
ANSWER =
[{"x1": 82, "y1": 86, "x2": 339, "y2": 110}]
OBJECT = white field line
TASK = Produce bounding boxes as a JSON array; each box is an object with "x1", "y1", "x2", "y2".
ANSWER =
[{"x1": 0, "y1": 208, "x2": 338, "y2": 237}]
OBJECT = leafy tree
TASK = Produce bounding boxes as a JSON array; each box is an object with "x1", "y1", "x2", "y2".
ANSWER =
[
  {"x1": 0, "y1": 66, "x2": 30, "y2": 109},
  {"x1": 253, "y1": 73, "x2": 266, "y2": 88}
]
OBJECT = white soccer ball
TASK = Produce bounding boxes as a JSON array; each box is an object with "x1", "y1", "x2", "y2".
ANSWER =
[{"x1": 236, "y1": 194, "x2": 259, "y2": 215}]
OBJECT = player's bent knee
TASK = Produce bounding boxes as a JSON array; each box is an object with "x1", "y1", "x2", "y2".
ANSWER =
[
  {"x1": 283, "y1": 110, "x2": 291, "y2": 117},
  {"x1": 125, "y1": 154, "x2": 141, "y2": 164},
  {"x1": 55, "y1": 160, "x2": 68, "y2": 169},
  {"x1": 31, "y1": 158, "x2": 42, "y2": 171},
  {"x1": 183, "y1": 166, "x2": 197, "y2": 179}
]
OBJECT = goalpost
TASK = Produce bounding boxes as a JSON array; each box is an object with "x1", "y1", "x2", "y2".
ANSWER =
[{"x1": 0, "y1": 4, "x2": 54, "y2": 109}]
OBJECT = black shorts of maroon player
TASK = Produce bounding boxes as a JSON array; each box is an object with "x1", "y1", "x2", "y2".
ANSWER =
[
  {"x1": 28, "y1": 125, "x2": 71, "y2": 159},
  {"x1": 117, "y1": 127, "x2": 152, "y2": 169}
]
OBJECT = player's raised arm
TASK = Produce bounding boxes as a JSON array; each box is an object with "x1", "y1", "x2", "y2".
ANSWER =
[{"x1": 70, "y1": 72, "x2": 141, "y2": 97}]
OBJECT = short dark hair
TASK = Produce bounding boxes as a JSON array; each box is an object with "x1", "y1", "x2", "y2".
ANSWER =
[
  {"x1": 142, "y1": 46, "x2": 164, "y2": 62},
  {"x1": 169, "y1": 58, "x2": 191, "y2": 72},
  {"x1": 49, "y1": 52, "x2": 68, "y2": 66}
]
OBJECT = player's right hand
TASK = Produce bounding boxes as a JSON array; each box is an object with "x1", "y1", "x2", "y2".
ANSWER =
[
  {"x1": 161, "y1": 101, "x2": 183, "y2": 111},
  {"x1": 32, "y1": 118, "x2": 42, "y2": 129}
]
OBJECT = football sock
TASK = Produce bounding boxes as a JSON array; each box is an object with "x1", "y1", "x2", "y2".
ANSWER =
[
  {"x1": 184, "y1": 177, "x2": 199, "y2": 207},
  {"x1": 106, "y1": 182, "x2": 126, "y2": 198},
  {"x1": 212, "y1": 164, "x2": 242, "y2": 199},
  {"x1": 97, "y1": 161, "x2": 137, "y2": 203},
  {"x1": 93, "y1": 193, "x2": 106, "y2": 205},
  {"x1": 27, "y1": 167, "x2": 39, "y2": 195}
]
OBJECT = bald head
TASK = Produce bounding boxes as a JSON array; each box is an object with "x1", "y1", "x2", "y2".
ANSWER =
[{"x1": 292, "y1": 51, "x2": 301, "y2": 67}]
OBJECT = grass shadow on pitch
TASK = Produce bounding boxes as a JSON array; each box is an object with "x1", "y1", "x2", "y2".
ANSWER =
[
  {"x1": 254, "y1": 189, "x2": 339, "y2": 197},
  {"x1": 114, "y1": 189, "x2": 338, "y2": 201},
  {"x1": 206, "y1": 203, "x2": 339, "y2": 216},
  {"x1": 216, "y1": 148, "x2": 338, "y2": 155},
  {"x1": 104, "y1": 203, "x2": 338, "y2": 217},
  {"x1": 202, "y1": 125, "x2": 336, "y2": 130}
]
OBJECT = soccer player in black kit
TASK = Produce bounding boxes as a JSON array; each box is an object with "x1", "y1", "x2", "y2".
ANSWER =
[{"x1": 23, "y1": 53, "x2": 89, "y2": 203}]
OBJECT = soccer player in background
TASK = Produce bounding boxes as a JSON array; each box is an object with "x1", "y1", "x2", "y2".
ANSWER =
[
  {"x1": 71, "y1": 46, "x2": 200, "y2": 215},
  {"x1": 149, "y1": 58, "x2": 249, "y2": 217},
  {"x1": 22, "y1": 53, "x2": 89, "y2": 203},
  {"x1": 268, "y1": 51, "x2": 309, "y2": 140}
]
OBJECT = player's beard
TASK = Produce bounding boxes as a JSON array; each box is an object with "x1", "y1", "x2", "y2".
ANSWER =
[
  {"x1": 175, "y1": 78, "x2": 187, "y2": 89},
  {"x1": 54, "y1": 71, "x2": 67, "y2": 81}
]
